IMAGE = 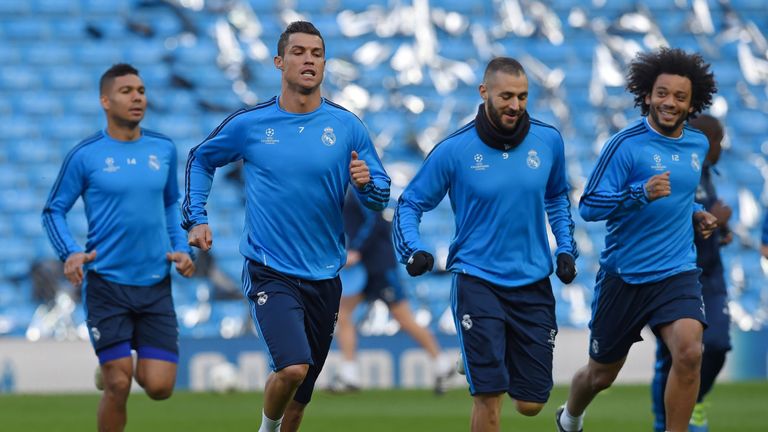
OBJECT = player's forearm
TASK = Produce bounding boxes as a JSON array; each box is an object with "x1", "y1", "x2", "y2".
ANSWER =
[
  {"x1": 545, "y1": 194, "x2": 578, "y2": 258},
  {"x1": 181, "y1": 164, "x2": 215, "y2": 230},
  {"x1": 355, "y1": 178, "x2": 391, "y2": 211},
  {"x1": 579, "y1": 182, "x2": 648, "y2": 221},
  {"x1": 392, "y1": 200, "x2": 429, "y2": 264},
  {"x1": 41, "y1": 209, "x2": 83, "y2": 261}
]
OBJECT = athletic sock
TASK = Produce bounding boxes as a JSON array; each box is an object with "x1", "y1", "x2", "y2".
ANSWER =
[
  {"x1": 559, "y1": 403, "x2": 584, "y2": 431},
  {"x1": 258, "y1": 410, "x2": 282, "y2": 432}
]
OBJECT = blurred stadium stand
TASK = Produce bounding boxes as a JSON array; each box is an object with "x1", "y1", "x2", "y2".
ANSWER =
[{"x1": 1, "y1": 0, "x2": 767, "y2": 341}]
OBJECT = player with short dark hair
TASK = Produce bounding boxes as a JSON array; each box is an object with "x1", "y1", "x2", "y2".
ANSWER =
[
  {"x1": 182, "y1": 21, "x2": 390, "y2": 432},
  {"x1": 42, "y1": 63, "x2": 195, "y2": 432},
  {"x1": 556, "y1": 48, "x2": 719, "y2": 432},
  {"x1": 394, "y1": 56, "x2": 578, "y2": 431}
]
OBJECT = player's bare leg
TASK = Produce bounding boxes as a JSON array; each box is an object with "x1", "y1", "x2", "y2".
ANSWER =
[
  {"x1": 515, "y1": 400, "x2": 544, "y2": 416},
  {"x1": 660, "y1": 318, "x2": 703, "y2": 432},
  {"x1": 134, "y1": 358, "x2": 177, "y2": 400},
  {"x1": 98, "y1": 357, "x2": 133, "y2": 432},
  {"x1": 389, "y1": 300, "x2": 441, "y2": 359},
  {"x1": 262, "y1": 364, "x2": 308, "y2": 428},
  {"x1": 389, "y1": 300, "x2": 454, "y2": 393},
  {"x1": 557, "y1": 357, "x2": 626, "y2": 431},
  {"x1": 334, "y1": 294, "x2": 364, "y2": 390},
  {"x1": 280, "y1": 400, "x2": 308, "y2": 432},
  {"x1": 471, "y1": 393, "x2": 504, "y2": 432}
]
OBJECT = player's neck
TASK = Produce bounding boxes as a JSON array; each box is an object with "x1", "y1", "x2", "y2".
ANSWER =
[
  {"x1": 106, "y1": 123, "x2": 142, "y2": 142},
  {"x1": 279, "y1": 87, "x2": 322, "y2": 113}
]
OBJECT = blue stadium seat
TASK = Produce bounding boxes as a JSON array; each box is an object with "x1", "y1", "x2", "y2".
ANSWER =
[
  {"x1": 0, "y1": 0, "x2": 31, "y2": 15},
  {"x1": 0, "y1": 44, "x2": 21, "y2": 65},
  {"x1": 75, "y1": 43, "x2": 126, "y2": 65},
  {"x1": 2, "y1": 20, "x2": 51, "y2": 40},
  {"x1": 33, "y1": 0, "x2": 80, "y2": 15}
]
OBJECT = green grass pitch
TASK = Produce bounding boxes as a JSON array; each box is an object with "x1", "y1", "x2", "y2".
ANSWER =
[{"x1": 2, "y1": 382, "x2": 766, "y2": 431}]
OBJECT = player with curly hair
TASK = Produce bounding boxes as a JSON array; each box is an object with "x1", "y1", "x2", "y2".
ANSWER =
[{"x1": 556, "y1": 48, "x2": 719, "y2": 432}]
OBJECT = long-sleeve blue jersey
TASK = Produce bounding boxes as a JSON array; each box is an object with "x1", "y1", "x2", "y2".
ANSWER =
[
  {"x1": 580, "y1": 118, "x2": 709, "y2": 283},
  {"x1": 393, "y1": 118, "x2": 577, "y2": 287},
  {"x1": 182, "y1": 97, "x2": 391, "y2": 281},
  {"x1": 42, "y1": 129, "x2": 191, "y2": 286}
]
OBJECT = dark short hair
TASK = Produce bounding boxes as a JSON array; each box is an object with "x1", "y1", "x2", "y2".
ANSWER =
[
  {"x1": 277, "y1": 21, "x2": 325, "y2": 57},
  {"x1": 626, "y1": 48, "x2": 717, "y2": 118},
  {"x1": 99, "y1": 63, "x2": 140, "y2": 95},
  {"x1": 483, "y1": 57, "x2": 526, "y2": 83}
]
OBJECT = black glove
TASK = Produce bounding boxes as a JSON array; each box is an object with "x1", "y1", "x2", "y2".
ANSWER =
[
  {"x1": 406, "y1": 251, "x2": 434, "y2": 277},
  {"x1": 555, "y1": 253, "x2": 576, "y2": 284}
]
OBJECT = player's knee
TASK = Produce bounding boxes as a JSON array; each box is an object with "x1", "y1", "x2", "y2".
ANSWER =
[
  {"x1": 673, "y1": 343, "x2": 703, "y2": 374},
  {"x1": 515, "y1": 401, "x2": 544, "y2": 416},
  {"x1": 103, "y1": 372, "x2": 132, "y2": 397},
  {"x1": 144, "y1": 383, "x2": 174, "y2": 400},
  {"x1": 588, "y1": 369, "x2": 616, "y2": 392},
  {"x1": 278, "y1": 364, "x2": 310, "y2": 386}
]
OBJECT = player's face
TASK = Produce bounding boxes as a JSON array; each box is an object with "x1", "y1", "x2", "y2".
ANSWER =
[
  {"x1": 480, "y1": 71, "x2": 528, "y2": 132},
  {"x1": 100, "y1": 74, "x2": 146, "y2": 127},
  {"x1": 645, "y1": 73, "x2": 693, "y2": 137},
  {"x1": 274, "y1": 32, "x2": 325, "y2": 95}
]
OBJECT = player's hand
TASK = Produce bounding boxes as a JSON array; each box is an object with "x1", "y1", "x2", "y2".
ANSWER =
[
  {"x1": 694, "y1": 210, "x2": 718, "y2": 239},
  {"x1": 346, "y1": 250, "x2": 362, "y2": 267},
  {"x1": 188, "y1": 224, "x2": 213, "y2": 251},
  {"x1": 555, "y1": 253, "x2": 577, "y2": 284},
  {"x1": 719, "y1": 231, "x2": 733, "y2": 246},
  {"x1": 644, "y1": 171, "x2": 671, "y2": 201},
  {"x1": 349, "y1": 151, "x2": 370, "y2": 189},
  {"x1": 167, "y1": 252, "x2": 195, "y2": 277},
  {"x1": 64, "y1": 250, "x2": 97, "y2": 287},
  {"x1": 709, "y1": 200, "x2": 732, "y2": 225},
  {"x1": 406, "y1": 251, "x2": 434, "y2": 277}
]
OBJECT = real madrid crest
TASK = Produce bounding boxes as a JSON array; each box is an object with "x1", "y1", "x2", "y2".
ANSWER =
[
  {"x1": 691, "y1": 153, "x2": 700, "y2": 171},
  {"x1": 321, "y1": 127, "x2": 336, "y2": 146},
  {"x1": 526, "y1": 149, "x2": 541, "y2": 169}
]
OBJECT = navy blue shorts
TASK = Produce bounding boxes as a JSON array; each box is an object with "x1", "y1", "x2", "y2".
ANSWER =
[
  {"x1": 83, "y1": 272, "x2": 179, "y2": 365},
  {"x1": 451, "y1": 273, "x2": 557, "y2": 403},
  {"x1": 588, "y1": 269, "x2": 707, "y2": 364},
  {"x1": 700, "y1": 271, "x2": 731, "y2": 352},
  {"x1": 243, "y1": 260, "x2": 341, "y2": 405}
]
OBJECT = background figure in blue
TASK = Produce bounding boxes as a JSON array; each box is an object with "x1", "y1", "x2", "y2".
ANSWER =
[
  {"x1": 652, "y1": 114, "x2": 732, "y2": 432},
  {"x1": 182, "y1": 22, "x2": 390, "y2": 432},
  {"x1": 41, "y1": 63, "x2": 195, "y2": 432},
  {"x1": 556, "y1": 48, "x2": 719, "y2": 432},
  {"x1": 394, "y1": 57, "x2": 578, "y2": 432},
  {"x1": 334, "y1": 192, "x2": 455, "y2": 394}
]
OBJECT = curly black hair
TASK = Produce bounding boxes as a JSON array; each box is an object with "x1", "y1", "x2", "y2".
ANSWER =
[{"x1": 626, "y1": 47, "x2": 717, "y2": 118}]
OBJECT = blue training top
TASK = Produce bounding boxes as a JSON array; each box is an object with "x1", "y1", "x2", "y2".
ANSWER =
[
  {"x1": 580, "y1": 118, "x2": 708, "y2": 283},
  {"x1": 42, "y1": 129, "x2": 191, "y2": 286},
  {"x1": 393, "y1": 118, "x2": 577, "y2": 287},
  {"x1": 182, "y1": 97, "x2": 391, "y2": 281}
]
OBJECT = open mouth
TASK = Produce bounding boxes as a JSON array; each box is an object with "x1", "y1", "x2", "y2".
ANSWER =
[
  {"x1": 300, "y1": 69, "x2": 316, "y2": 78},
  {"x1": 658, "y1": 108, "x2": 677, "y2": 122}
]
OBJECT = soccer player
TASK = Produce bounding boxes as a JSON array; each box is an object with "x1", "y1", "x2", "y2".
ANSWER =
[
  {"x1": 555, "y1": 48, "x2": 719, "y2": 432},
  {"x1": 334, "y1": 192, "x2": 455, "y2": 394},
  {"x1": 394, "y1": 57, "x2": 578, "y2": 432},
  {"x1": 651, "y1": 114, "x2": 732, "y2": 432},
  {"x1": 42, "y1": 63, "x2": 195, "y2": 432},
  {"x1": 182, "y1": 21, "x2": 390, "y2": 432}
]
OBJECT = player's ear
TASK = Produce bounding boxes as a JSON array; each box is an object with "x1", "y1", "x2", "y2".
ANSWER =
[
  {"x1": 99, "y1": 94, "x2": 109, "y2": 111},
  {"x1": 479, "y1": 83, "x2": 488, "y2": 102},
  {"x1": 274, "y1": 55, "x2": 283, "y2": 71}
]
